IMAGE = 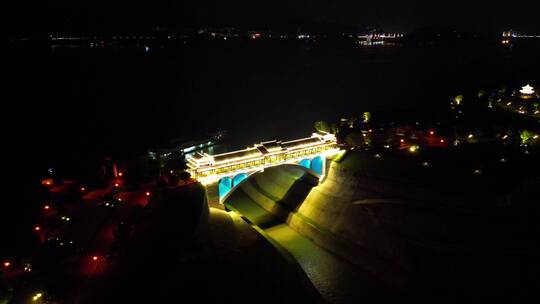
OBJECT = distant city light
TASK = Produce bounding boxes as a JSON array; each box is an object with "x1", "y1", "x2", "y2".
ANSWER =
[{"x1": 34, "y1": 226, "x2": 41, "y2": 231}]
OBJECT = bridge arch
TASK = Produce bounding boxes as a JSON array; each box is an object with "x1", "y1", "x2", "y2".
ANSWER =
[
  {"x1": 297, "y1": 156, "x2": 325, "y2": 176},
  {"x1": 218, "y1": 171, "x2": 259, "y2": 202},
  {"x1": 218, "y1": 177, "x2": 233, "y2": 200},
  {"x1": 223, "y1": 164, "x2": 320, "y2": 214},
  {"x1": 299, "y1": 159, "x2": 312, "y2": 169},
  {"x1": 311, "y1": 155, "x2": 324, "y2": 175},
  {"x1": 233, "y1": 173, "x2": 248, "y2": 186}
]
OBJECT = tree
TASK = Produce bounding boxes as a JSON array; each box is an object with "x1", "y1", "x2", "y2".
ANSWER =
[
  {"x1": 314, "y1": 120, "x2": 331, "y2": 133},
  {"x1": 179, "y1": 171, "x2": 191, "y2": 185},
  {"x1": 331, "y1": 123, "x2": 339, "y2": 134},
  {"x1": 345, "y1": 132, "x2": 365, "y2": 148},
  {"x1": 477, "y1": 89, "x2": 487, "y2": 99},
  {"x1": 362, "y1": 112, "x2": 371, "y2": 123},
  {"x1": 453, "y1": 94, "x2": 464, "y2": 105},
  {"x1": 520, "y1": 130, "x2": 534, "y2": 145}
]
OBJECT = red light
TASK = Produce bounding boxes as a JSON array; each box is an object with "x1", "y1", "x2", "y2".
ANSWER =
[
  {"x1": 44, "y1": 205, "x2": 50, "y2": 210},
  {"x1": 429, "y1": 131, "x2": 434, "y2": 135},
  {"x1": 80, "y1": 187, "x2": 86, "y2": 192},
  {"x1": 118, "y1": 172, "x2": 123, "y2": 177},
  {"x1": 368, "y1": 129, "x2": 373, "y2": 133},
  {"x1": 3, "y1": 261, "x2": 10, "y2": 268},
  {"x1": 92, "y1": 256, "x2": 98, "y2": 261},
  {"x1": 400, "y1": 139, "x2": 405, "y2": 143},
  {"x1": 145, "y1": 192, "x2": 151, "y2": 197},
  {"x1": 440, "y1": 139, "x2": 445, "y2": 143},
  {"x1": 34, "y1": 226, "x2": 41, "y2": 231},
  {"x1": 114, "y1": 183, "x2": 119, "y2": 188}
]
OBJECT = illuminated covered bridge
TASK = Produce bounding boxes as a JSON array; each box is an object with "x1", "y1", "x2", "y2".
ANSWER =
[{"x1": 186, "y1": 132, "x2": 341, "y2": 201}]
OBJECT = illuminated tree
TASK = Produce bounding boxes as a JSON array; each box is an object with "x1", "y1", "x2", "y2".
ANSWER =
[
  {"x1": 453, "y1": 94, "x2": 464, "y2": 105},
  {"x1": 314, "y1": 120, "x2": 331, "y2": 133},
  {"x1": 520, "y1": 130, "x2": 534, "y2": 145},
  {"x1": 362, "y1": 112, "x2": 371, "y2": 123}
]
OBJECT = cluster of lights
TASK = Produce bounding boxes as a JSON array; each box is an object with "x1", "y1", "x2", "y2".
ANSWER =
[
  {"x1": 408, "y1": 145, "x2": 420, "y2": 153},
  {"x1": 32, "y1": 292, "x2": 43, "y2": 301}
]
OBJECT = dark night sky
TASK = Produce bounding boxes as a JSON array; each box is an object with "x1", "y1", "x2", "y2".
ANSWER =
[{"x1": 7, "y1": 1, "x2": 540, "y2": 35}]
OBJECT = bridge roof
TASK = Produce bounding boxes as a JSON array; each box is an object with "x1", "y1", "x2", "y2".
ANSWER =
[
  {"x1": 213, "y1": 148, "x2": 262, "y2": 163},
  {"x1": 282, "y1": 137, "x2": 324, "y2": 149},
  {"x1": 255, "y1": 140, "x2": 282, "y2": 154}
]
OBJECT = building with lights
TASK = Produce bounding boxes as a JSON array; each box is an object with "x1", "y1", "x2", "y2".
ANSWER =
[
  {"x1": 186, "y1": 132, "x2": 341, "y2": 186},
  {"x1": 520, "y1": 84, "x2": 535, "y2": 99}
]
